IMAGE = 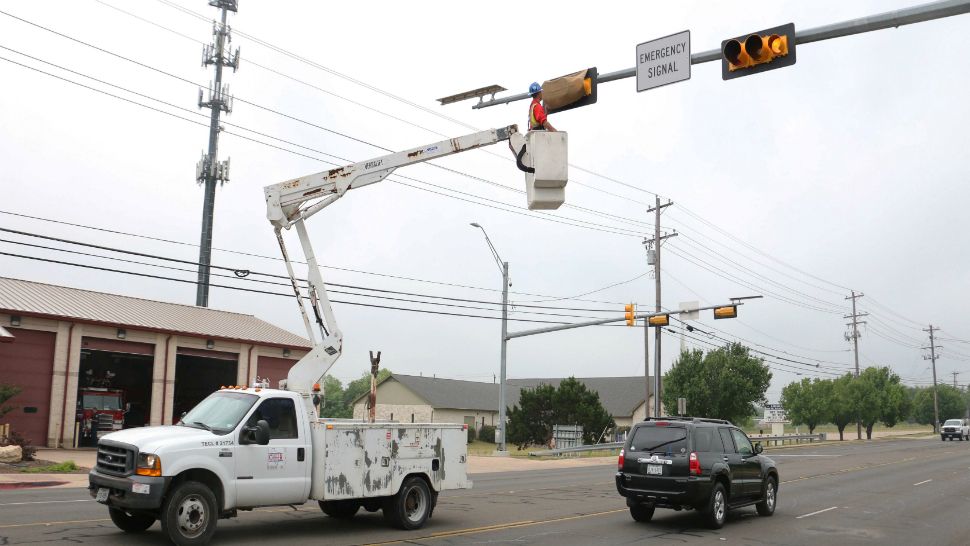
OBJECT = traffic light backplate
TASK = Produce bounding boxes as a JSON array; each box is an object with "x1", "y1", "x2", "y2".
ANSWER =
[{"x1": 721, "y1": 23, "x2": 796, "y2": 81}]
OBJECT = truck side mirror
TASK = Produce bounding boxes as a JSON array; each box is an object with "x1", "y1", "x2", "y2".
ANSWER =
[{"x1": 754, "y1": 442, "x2": 763, "y2": 454}]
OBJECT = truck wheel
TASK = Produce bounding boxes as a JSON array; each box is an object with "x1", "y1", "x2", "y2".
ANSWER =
[
  {"x1": 160, "y1": 481, "x2": 218, "y2": 546},
  {"x1": 108, "y1": 508, "x2": 155, "y2": 533},
  {"x1": 756, "y1": 476, "x2": 777, "y2": 517},
  {"x1": 383, "y1": 476, "x2": 432, "y2": 530},
  {"x1": 703, "y1": 483, "x2": 727, "y2": 530},
  {"x1": 318, "y1": 500, "x2": 359, "y2": 519},
  {"x1": 629, "y1": 503, "x2": 655, "y2": 522}
]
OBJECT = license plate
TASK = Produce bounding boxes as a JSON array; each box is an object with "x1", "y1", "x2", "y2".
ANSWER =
[
  {"x1": 95, "y1": 487, "x2": 109, "y2": 503},
  {"x1": 646, "y1": 464, "x2": 663, "y2": 475}
]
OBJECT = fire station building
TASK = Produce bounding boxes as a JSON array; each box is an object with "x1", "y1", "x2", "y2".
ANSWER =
[{"x1": 0, "y1": 277, "x2": 310, "y2": 448}]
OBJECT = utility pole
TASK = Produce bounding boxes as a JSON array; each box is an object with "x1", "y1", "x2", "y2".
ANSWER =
[
  {"x1": 195, "y1": 0, "x2": 240, "y2": 307},
  {"x1": 951, "y1": 371, "x2": 959, "y2": 388},
  {"x1": 643, "y1": 320, "x2": 650, "y2": 419},
  {"x1": 923, "y1": 325, "x2": 942, "y2": 433},
  {"x1": 646, "y1": 196, "x2": 676, "y2": 418},
  {"x1": 844, "y1": 291, "x2": 867, "y2": 440}
]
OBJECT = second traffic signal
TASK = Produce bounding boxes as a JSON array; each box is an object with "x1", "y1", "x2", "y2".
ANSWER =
[
  {"x1": 624, "y1": 304, "x2": 636, "y2": 326},
  {"x1": 721, "y1": 23, "x2": 796, "y2": 80}
]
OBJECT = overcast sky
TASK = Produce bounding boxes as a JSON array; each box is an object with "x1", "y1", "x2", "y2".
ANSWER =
[{"x1": 2, "y1": 0, "x2": 969, "y2": 402}]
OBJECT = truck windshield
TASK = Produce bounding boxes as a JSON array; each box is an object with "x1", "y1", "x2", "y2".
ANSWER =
[
  {"x1": 943, "y1": 419, "x2": 962, "y2": 426},
  {"x1": 82, "y1": 394, "x2": 121, "y2": 410},
  {"x1": 180, "y1": 392, "x2": 258, "y2": 433}
]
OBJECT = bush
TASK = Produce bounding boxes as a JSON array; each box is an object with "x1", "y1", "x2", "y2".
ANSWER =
[
  {"x1": 478, "y1": 425, "x2": 496, "y2": 443},
  {"x1": 467, "y1": 427, "x2": 477, "y2": 443},
  {"x1": 1, "y1": 431, "x2": 36, "y2": 461}
]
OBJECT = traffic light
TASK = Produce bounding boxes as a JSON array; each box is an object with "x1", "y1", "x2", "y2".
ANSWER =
[
  {"x1": 721, "y1": 23, "x2": 796, "y2": 80},
  {"x1": 648, "y1": 314, "x2": 670, "y2": 327},
  {"x1": 624, "y1": 304, "x2": 636, "y2": 326},
  {"x1": 713, "y1": 305, "x2": 738, "y2": 320},
  {"x1": 543, "y1": 67, "x2": 598, "y2": 115}
]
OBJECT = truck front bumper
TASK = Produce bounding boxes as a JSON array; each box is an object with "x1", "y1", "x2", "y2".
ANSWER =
[{"x1": 88, "y1": 469, "x2": 169, "y2": 511}]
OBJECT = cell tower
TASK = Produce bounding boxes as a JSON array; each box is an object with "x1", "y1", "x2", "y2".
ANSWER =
[{"x1": 194, "y1": 0, "x2": 240, "y2": 307}]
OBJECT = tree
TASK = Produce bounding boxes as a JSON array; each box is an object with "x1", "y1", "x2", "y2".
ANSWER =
[
  {"x1": 912, "y1": 385, "x2": 967, "y2": 427},
  {"x1": 506, "y1": 383, "x2": 556, "y2": 448},
  {"x1": 662, "y1": 344, "x2": 772, "y2": 424},
  {"x1": 780, "y1": 378, "x2": 833, "y2": 434},
  {"x1": 506, "y1": 378, "x2": 614, "y2": 448},
  {"x1": 830, "y1": 374, "x2": 856, "y2": 441},
  {"x1": 0, "y1": 383, "x2": 22, "y2": 419},
  {"x1": 553, "y1": 378, "x2": 614, "y2": 444},
  {"x1": 318, "y1": 375, "x2": 349, "y2": 418},
  {"x1": 849, "y1": 366, "x2": 908, "y2": 439}
]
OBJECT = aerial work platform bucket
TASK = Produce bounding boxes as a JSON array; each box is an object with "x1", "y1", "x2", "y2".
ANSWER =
[{"x1": 511, "y1": 130, "x2": 568, "y2": 210}]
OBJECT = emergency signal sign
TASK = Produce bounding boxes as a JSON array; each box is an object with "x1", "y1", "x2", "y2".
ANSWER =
[{"x1": 721, "y1": 23, "x2": 796, "y2": 80}]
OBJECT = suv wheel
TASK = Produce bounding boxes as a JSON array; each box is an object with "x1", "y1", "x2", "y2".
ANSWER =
[
  {"x1": 629, "y1": 503, "x2": 655, "y2": 522},
  {"x1": 704, "y1": 483, "x2": 727, "y2": 529},
  {"x1": 755, "y1": 476, "x2": 777, "y2": 517}
]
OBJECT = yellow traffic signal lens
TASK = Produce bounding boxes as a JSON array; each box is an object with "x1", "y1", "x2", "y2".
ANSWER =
[
  {"x1": 648, "y1": 315, "x2": 670, "y2": 327},
  {"x1": 583, "y1": 77, "x2": 592, "y2": 96},
  {"x1": 768, "y1": 34, "x2": 787, "y2": 55},
  {"x1": 713, "y1": 306, "x2": 738, "y2": 320}
]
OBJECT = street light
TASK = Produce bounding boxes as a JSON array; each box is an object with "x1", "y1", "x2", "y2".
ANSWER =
[{"x1": 469, "y1": 222, "x2": 510, "y2": 454}]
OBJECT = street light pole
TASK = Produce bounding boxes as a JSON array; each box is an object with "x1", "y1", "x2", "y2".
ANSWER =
[{"x1": 470, "y1": 223, "x2": 509, "y2": 453}]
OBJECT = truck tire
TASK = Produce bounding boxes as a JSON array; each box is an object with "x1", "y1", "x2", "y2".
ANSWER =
[
  {"x1": 318, "y1": 500, "x2": 359, "y2": 519},
  {"x1": 383, "y1": 476, "x2": 432, "y2": 530},
  {"x1": 160, "y1": 480, "x2": 218, "y2": 546},
  {"x1": 703, "y1": 482, "x2": 728, "y2": 530},
  {"x1": 108, "y1": 508, "x2": 155, "y2": 533},
  {"x1": 756, "y1": 476, "x2": 777, "y2": 517},
  {"x1": 629, "y1": 502, "x2": 655, "y2": 522}
]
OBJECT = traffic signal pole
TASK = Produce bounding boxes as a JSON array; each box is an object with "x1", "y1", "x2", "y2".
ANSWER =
[{"x1": 472, "y1": 0, "x2": 970, "y2": 110}]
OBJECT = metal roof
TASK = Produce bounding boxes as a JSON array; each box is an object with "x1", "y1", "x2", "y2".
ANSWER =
[
  {"x1": 0, "y1": 277, "x2": 310, "y2": 349},
  {"x1": 358, "y1": 374, "x2": 650, "y2": 417}
]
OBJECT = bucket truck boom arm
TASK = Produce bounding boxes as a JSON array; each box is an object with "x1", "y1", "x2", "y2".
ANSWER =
[{"x1": 265, "y1": 124, "x2": 567, "y2": 395}]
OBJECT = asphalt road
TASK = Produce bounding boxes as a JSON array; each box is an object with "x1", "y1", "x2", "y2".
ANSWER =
[{"x1": 1, "y1": 437, "x2": 968, "y2": 545}]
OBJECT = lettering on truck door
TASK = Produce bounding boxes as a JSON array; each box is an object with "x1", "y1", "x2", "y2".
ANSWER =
[{"x1": 235, "y1": 397, "x2": 309, "y2": 506}]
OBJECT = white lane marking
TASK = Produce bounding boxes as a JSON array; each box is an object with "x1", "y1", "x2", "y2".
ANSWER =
[
  {"x1": 0, "y1": 499, "x2": 93, "y2": 507},
  {"x1": 913, "y1": 479, "x2": 932, "y2": 486},
  {"x1": 795, "y1": 506, "x2": 839, "y2": 519}
]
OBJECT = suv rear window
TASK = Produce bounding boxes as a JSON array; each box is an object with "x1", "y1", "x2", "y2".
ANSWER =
[{"x1": 629, "y1": 425, "x2": 688, "y2": 454}]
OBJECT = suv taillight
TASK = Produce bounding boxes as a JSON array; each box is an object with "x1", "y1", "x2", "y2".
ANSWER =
[
  {"x1": 689, "y1": 451, "x2": 701, "y2": 475},
  {"x1": 618, "y1": 449, "x2": 625, "y2": 471}
]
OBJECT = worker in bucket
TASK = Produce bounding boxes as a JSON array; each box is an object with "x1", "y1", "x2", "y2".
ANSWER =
[{"x1": 528, "y1": 82, "x2": 557, "y2": 132}]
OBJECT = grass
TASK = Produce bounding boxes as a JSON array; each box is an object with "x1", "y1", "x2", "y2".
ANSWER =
[{"x1": 20, "y1": 460, "x2": 80, "y2": 473}]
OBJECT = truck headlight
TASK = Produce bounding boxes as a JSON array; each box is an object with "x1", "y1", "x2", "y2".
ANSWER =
[{"x1": 136, "y1": 453, "x2": 162, "y2": 477}]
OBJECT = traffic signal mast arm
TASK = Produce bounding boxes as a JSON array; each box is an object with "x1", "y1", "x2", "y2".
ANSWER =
[
  {"x1": 263, "y1": 125, "x2": 528, "y2": 394},
  {"x1": 472, "y1": 0, "x2": 970, "y2": 108},
  {"x1": 507, "y1": 302, "x2": 741, "y2": 340}
]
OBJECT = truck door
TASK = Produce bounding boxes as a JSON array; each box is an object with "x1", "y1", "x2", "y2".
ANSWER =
[
  {"x1": 729, "y1": 428, "x2": 762, "y2": 497},
  {"x1": 235, "y1": 397, "x2": 310, "y2": 507}
]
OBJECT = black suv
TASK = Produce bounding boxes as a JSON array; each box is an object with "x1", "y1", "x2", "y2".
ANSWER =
[{"x1": 615, "y1": 417, "x2": 778, "y2": 529}]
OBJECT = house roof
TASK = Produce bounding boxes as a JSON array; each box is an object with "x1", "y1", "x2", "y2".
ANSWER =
[
  {"x1": 379, "y1": 374, "x2": 522, "y2": 413},
  {"x1": 356, "y1": 373, "x2": 650, "y2": 417},
  {"x1": 0, "y1": 277, "x2": 310, "y2": 349}
]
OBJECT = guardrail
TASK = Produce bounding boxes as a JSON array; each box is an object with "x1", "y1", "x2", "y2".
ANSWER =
[{"x1": 528, "y1": 433, "x2": 826, "y2": 456}]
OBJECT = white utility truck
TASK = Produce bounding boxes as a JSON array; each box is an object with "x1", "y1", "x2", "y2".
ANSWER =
[{"x1": 88, "y1": 125, "x2": 567, "y2": 545}]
